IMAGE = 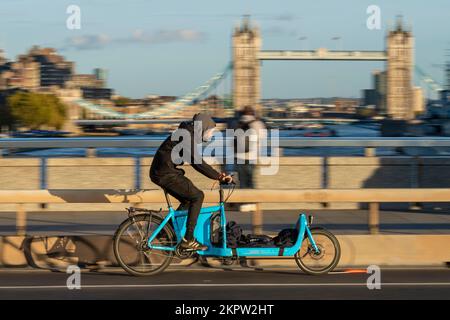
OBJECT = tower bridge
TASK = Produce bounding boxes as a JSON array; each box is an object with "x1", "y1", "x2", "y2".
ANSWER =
[
  {"x1": 233, "y1": 16, "x2": 414, "y2": 120},
  {"x1": 66, "y1": 16, "x2": 440, "y2": 124},
  {"x1": 258, "y1": 50, "x2": 387, "y2": 61}
]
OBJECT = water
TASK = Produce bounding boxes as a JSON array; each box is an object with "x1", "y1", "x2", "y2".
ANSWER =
[{"x1": 5, "y1": 124, "x2": 445, "y2": 157}]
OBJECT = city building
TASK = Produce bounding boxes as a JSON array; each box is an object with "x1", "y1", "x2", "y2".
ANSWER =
[
  {"x1": 373, "y1": 70, "x2": 387, "y2": 114},
  {"x1": 386, "y1": 17, "x2": 415, "y2": 120},
  {"x1": 81, "y1": 87, "x2": 113, "y2": 100},
  {"x1": 197, "y1": 95, "x2": 229, "y2": 118},
  {"x1": 65, "y1": 73, "x2": 105, "y2": 89},
  {"x1": 26, "y1": 46, "x2": 74, "y2": 88},
  {"x1": 0, "y1": 49, "x2": 6, "y2": 65},
  {"x1": 0, "y1": 46, "x2": 74, "y2": 91},
  {"x1": 412, "y1": 86, "x2": 425, "y2": 115},
  {"x1": 94, "y1": 68, "x2": 107, "y2": 82},
  {"x1": 232, "y1": 16, "x2": 261, "y2": 114},
  {"x1": 363, "y1": 89, "x2": 378, "y2": 107},
  {"x1": 427, "y1": 90, "x2": 450, "y2": 119},
  {"x1": 334, "y1": 98, "x2": 358, "y2": 113},
  {"x1": 441, "y1": 90, "x2": 450, "y2": 105},
  {"x1": 445, "y1": 60, "x2": 450, "y2": 91},
  {"x1": 0, "y1": 63, "x2": 13, "y2": 90},
  {"x1": 0, "y1": 46, "x2": 113, "y2": 95},
  {"x1": 0, "y1": 46, "x2": 115, "y2": 104},
  {"x1": 8, "y1": 56, "x2": 40, "y2": 91},
  {"x1": 0, "y1": 54, "x2": 40, "y2": 91}
]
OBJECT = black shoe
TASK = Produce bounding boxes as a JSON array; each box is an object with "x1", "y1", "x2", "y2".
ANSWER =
[{"x1": 179, "y1": 238, "x2": 208, "y2": 251}]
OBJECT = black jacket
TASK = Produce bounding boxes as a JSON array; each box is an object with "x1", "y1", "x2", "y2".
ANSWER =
[{"x1": 150, "y1": 121, "x2": 220, "y2": 185}]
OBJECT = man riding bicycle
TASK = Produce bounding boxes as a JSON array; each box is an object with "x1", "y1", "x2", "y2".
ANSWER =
[{"x1": 150, "y1": 113, "x2": 233, "y2": 251}]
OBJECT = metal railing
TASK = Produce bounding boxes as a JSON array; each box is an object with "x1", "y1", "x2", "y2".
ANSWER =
[
  {"x1": 1, "y1": 137, "x2": 450, "y2": 191},
  {"x1": 2, "y1": 137, "x2": 450, "y2": 149},
  {"x1": 1, "y1": 188, "x2": 450, "y2": 236}
]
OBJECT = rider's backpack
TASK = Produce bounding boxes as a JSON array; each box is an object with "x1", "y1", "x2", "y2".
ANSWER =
[
  {"x1": 219, "y1": 221, "x2": 246, "y2": 248},
  {"x1": 210, "y1": 213, "x2": 221, "y2": 247},
  {"x1": 245, "y1": 234, "x2": 274, "y2": 247},
  {"x1": 233, "y1": 120, "x2": 256, "y2": 154},
  {"x1": 273, "y1": 228, "x2": 298, "y2": 247}
]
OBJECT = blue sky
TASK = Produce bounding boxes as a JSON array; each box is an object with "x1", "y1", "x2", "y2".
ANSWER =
[{"x1": 0, "y1": 0, "x2": 449, "y2": 99}]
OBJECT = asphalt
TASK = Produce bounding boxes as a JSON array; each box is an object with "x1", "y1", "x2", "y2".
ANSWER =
[{"x1": 0, "y1": 267, "x2": 449, "y2": 300}]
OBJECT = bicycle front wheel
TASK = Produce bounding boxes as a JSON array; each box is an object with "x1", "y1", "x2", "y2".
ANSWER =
[
  {"x1": 113, "y1": 214, "x2": 176, "y2": 276},
  {"x1": 295, "y1": 227, "x2": 341, "y2": 275}
]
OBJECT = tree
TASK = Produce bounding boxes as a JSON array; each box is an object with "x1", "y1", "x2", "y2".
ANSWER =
[
  {"x1": 356, "y1": 107, "x2": 376, "y2": 119},
  {"x1": 6, "y1": 92, "x2": 67, "y2": 130},
  {"x1": 0, "y1": 98, "x2": 14, "y2": 129},
  {"x1": 113, "y1": 96, "x2": 131, "y2": 107}
]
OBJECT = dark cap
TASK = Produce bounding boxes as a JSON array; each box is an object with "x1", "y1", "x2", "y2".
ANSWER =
[
  {"x1": 193, "y1": 113, "x2": 216, "y2": 133},
  {"x1": 242, "y1": 106, "x2": 255, "y2": 116}
]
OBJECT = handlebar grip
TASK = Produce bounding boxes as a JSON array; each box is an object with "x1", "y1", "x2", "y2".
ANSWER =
[{"x1": 219, "y1": 179, "x2": 235, "y2": 186}]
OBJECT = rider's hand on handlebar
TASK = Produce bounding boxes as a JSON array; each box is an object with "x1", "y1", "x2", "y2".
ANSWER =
[{"x1": 219, "y1": 173, "x2": 233, "y2": 184}]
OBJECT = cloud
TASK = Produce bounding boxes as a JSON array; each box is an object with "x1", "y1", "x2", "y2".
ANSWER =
[
  {"x1": 63, "y1": 34, "x2": 110, "y2": 50},
  {"x1": 262, "y1": 26, "x2": 298, "y2": 37},
  {"x1": 62, "y1": 29, "x2": 206, "y2": 51},
  {"x1": 128, "y1": 29, "x2": 207, "y2": 44},
  {"x1": 256, "y1": 13, "x2": 300, "y2": 22},
  {"x1": 273, "y1": 13, "x2": 297, "y2": 22}
]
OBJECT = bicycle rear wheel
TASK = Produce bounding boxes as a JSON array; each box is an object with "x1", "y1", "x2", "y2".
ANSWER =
[
  {"x1": 113, "y1": 214, "x2": 175, "y2": 276},
  {"x1": 295, "y1": 227, "x2": 341, "y2": 275}
]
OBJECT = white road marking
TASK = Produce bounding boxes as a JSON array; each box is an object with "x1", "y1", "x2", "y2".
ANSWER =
[
  {"x1": 0, "y1": 282, "x2": 449, "y2": 290},
  {"x1": 0, "y1": 266, "x2": 447, "y2": 274}
]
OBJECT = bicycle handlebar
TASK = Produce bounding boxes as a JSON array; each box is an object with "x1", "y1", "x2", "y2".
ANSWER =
[
  {"x1": 219, "y1": 180, "x2": 235, "y2": 187},
  {"x1": 218, "y1": 174, "x2": 236, "y2": 203}
]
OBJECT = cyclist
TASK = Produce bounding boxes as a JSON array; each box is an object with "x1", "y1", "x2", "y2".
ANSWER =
[{"x1": 150, "y1": 113, "x2": 233, "y2": 251}]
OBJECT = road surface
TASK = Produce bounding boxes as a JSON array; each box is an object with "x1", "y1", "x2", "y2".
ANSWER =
[{"x1": 0, "y1": 267, "x2": 449, "y2": 300}]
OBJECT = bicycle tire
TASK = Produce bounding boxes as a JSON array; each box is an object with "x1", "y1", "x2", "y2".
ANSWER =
[
  {"x1": 113, "y1": 214, "x2": 175, "y2": 276},
  {"x1": 295, "y1": 227, "x2": 341, "y2": 275}
]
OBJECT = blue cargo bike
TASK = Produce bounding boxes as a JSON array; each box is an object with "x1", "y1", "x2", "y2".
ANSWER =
[{"x1": 113, "y1": 181, "x2": 341, "y2": 276}]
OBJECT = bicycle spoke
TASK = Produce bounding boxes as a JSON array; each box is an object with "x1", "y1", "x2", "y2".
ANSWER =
[
  {"x1": 132, "y1": 221, "x2": 146, "y2": 241},
  {"x1": 139, "y1": 251, "x2": 150, "y2": 271},
  {"x1": 115, "y1": 214, "x2": 174, "y2": 275},
  {"x1": 297, "y1": 231, "x2": 339, "y2": 273},
  {"x1": 126, "y1": 229, "x2": 141, "y2": 245}
]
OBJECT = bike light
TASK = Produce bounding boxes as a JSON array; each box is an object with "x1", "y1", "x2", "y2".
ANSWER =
[{"x1": 308, "y1": 215, "x2": 314, "y2": 226}]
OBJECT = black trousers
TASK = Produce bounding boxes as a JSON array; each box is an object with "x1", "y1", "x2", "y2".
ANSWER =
[
  {"x1": 236, "y1": 163, "x2": 255, "y2": 189},
  {"x1": 155, "y1": 174, "x2": 204, "y2": 241}
]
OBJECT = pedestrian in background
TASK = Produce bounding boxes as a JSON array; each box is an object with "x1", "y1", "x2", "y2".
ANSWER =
[{"x1": 233, "y1": 106, "x2": 267, "y2": 189}]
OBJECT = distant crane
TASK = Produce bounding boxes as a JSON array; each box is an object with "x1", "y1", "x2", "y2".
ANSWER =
[
  {"x1": 415, "y1": 65, "x2": 443, "y2": 99},
  {"x1": 431, "y1": 48, "x2": 450, "y2": 91}
]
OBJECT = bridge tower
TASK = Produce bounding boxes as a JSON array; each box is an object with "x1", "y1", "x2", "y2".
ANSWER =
[
  {"x1": 232, "y1": 16, "x2": 261, "y2": 114},
  {"x1": 386, "y1": 17, "x2": 415, "y2": 120}
]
